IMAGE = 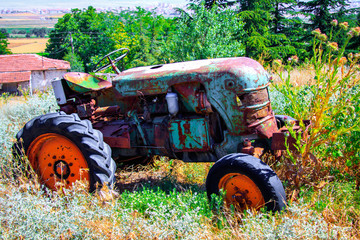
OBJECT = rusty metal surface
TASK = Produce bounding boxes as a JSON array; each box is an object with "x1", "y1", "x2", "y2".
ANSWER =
[
  {"x1": 113, "y1": 57, "x2": 269, "y2": 96},
  {"x1": 271, "y1": 120, "x2": 311, "y2": 151},
  {"x1": 76, "y1": 99, "x2": 96, "y2": 118},
  {"x1": 94, "y1": 106, "x2": 121, "y2": 117},
  {"x1": 93, "y1": 121, "x2": 131, "y2": 149},
  {"x1": 271, "y1": 132, "x2": 297, "y2": 151},
  {"x1": 241, "y1": 138, "x2": 255, "y2": 155},
  {"x1": 58, "y1": 56, "x2": 292, "y2": 162},
  {"x1": 174, "y1": 83, "x2": 213, "y2": 114},
  {"x1": 169, "y1": 118, "x2": 211, "y2": 152},
  {"x1": 106, "y1": 57, "x2": 272, "y2": 136},
  {"x1": 64, "y1": 72, "x2": 112, "y2": 93}
]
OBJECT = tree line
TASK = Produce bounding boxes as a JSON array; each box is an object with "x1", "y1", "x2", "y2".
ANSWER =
[
  {"x1": 1, "y1": 0, "x2": 360, "y2": 68},
  {"x1": 1, "y1": 28, "x2": 51, "y2": 38}
]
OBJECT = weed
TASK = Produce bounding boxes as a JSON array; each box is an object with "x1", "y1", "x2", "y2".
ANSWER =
[{"x1": 272, "y1": 22, "x2": 360, "y2": 190}]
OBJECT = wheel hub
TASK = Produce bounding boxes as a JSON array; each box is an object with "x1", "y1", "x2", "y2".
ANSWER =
[
  {"x1": 54, "y1": 160, "x2": 70, "y2": 179},
  {"x1": 27, "y1": 133, "x2": 90, "y2": 190},
  {"x1": 232, "y1": 187, "x2": 253, "y2": 209},
  {"x1": 219, "y1": 173, "x2": 265, "y2": 210}
]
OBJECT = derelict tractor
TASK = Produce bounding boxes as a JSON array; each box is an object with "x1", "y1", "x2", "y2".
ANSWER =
[{"x1": 13, "y1": 48, "x2": 294, "y2": 211}]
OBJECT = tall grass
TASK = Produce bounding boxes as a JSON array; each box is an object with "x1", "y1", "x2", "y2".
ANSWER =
[
  {"x1": 0, "y1": 90, "x2": 359, "y2": 238},
  {"x1": 270, "y1": 23, "x2": 360, "y2": 193},
  {"x1": 0, "y1": 91, "x2": 58, "y2": 176}
]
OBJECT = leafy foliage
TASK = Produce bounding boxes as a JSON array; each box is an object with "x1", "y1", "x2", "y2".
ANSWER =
[
  {"x1": 299, "y1": 0, "x2": 351, "y2": 34},
  {"x1": 0, "y1": 28, "x2": 9, "y2": 38},
  {"x1": 162, "y1": 3, "x2": 245, "y2": 62},
  {"x1": 189, "y1": 0, "x2": 242, "y2": 9},
  {"x1": 0, "y1": 32, "x2": 11, "y2": 55},
  {"x1": 118, "y1": 7, "x2": 176, "y2": 68},
  {"x1": 46, "y1": 6, "x2": 131, "y2": 72},
  {"x1": 272, "y1": 24, "x2": 360, "y2": 189},
  {"x1": 63, "y1": 52, "x2": 85, "y2": 72},
  {"x1": 30, "y1": 27, "x2": 50, "y2": 38},
  {"x1": 42, "y1": 1, "x2": 360, "y2": 66}
]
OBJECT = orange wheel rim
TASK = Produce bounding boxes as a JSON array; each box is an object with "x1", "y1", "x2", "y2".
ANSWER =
[
  {"x1": 219, "y1": 173, "x2": 265, "y2": 210},
  {"x1": 27, "y1": 133, "x2": 90, "y2": 190}
]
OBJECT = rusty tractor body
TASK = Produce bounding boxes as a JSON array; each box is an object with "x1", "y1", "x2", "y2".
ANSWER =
[
  {"x1": 55, "y1": 57, "x2": 287, "y2": 161},
  {"x1": 14, "y1": 51, "x2": 292, "y2": 211}
]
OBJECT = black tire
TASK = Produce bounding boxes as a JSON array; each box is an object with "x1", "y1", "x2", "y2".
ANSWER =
[
  {"x1": 12, "y1": 111, "x2": 116, "y2": 192},
  {"x1": 206, "y1": 153, "x2": 286, "y2": 212}
]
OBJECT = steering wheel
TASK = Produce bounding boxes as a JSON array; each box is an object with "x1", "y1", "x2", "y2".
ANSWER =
[{"x1": 93, "y1": 48, "x2": 129, "y2": 73}]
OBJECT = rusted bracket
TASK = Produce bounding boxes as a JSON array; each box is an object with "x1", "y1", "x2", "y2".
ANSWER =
[
  {"x1": 271, "y1": 120, "x2": 311, "y2": 151},
  {"x1": 128, "y1": 110, "x2": 152, "y2": 156}
]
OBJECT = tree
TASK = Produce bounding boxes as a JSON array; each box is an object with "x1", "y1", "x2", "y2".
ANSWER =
[
  {"x1": 188, "y1": 0, "x2": 298, "y2": 61},
  {"x1": 31, "y1": 28, "x2": 48, "y2": 38},
  {"x1": 0, "y1": 32, "x2": 11, "y2": 55},
  {"x1": 46, "y1": 6, "x2": 131, "y2": 72},
  {"x1": 189, "y1": 0, "x2": 241, "y2": 9},
  {"x1": 271, "y1": 0, "x2": 297, "y2": 34},
  {"x1": 63, "y1": 52, "x2": 85, "y2": 72},
  {"x1": 236, "y1": 0, "x2": 296, "y2": 60},
  {"x1": 299, "y1": 0, "x2": 350, "y2": 34},
  {"x1": 0, "y1": 28, "x2": 9, "y2": 38},
  {"x1": 162, "y1": 3, "x2": 245, "y2": 62},
  {"x1": 269, "y1": 0, "x2": 311, "y2": 60},
  {"x1": 297, "y1": 0, "x2": 360, "y2": 57},
  {"x1": 118, "y1": 7, "x2": 176, "y2": 68}
]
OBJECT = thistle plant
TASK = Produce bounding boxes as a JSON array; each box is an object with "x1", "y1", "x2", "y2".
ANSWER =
[{"x1": 274, "y1": 21, "x2": 360, "y2": 189}]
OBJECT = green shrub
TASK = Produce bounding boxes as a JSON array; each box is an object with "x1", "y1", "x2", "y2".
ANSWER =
[{"x1": 271, "y1": 23, "x2": 360, "y2": 188}]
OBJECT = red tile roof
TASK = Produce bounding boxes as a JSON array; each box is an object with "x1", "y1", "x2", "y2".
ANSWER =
[
  {"x1": 0, "y1": 71, "x2": 31, "y2": 83},
  {"x1": 0, "y1": 54, "x2": 70, "y2": 72}
]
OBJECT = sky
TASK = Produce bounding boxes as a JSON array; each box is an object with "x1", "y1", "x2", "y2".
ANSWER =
[{"x1": 1, "y1": 0, "x2": 190, "y2": 10}]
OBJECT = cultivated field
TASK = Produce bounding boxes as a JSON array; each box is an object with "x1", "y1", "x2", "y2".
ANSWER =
[
  {"x1": 0, "y1": 12, "x2": 61, "y2": 29},
  {"x1": 8, "y1": 38, "x2": 48, "y2": 53},
  {"x1": 1, "y1": 12, "x2": 60, "y2": 54}
]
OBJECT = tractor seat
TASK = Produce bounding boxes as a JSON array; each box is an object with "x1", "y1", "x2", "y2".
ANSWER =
[{"x1": 63, "y1": 72, "x2": 112, "y2": 93}]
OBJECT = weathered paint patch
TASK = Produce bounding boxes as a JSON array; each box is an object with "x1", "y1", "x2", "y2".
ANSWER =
[
  {"x1": 64, "y1": 72, "x2": 111, "y2": 93},
  {"x1": 169, "y1": 118, "x2": 210, "y2": 152}
]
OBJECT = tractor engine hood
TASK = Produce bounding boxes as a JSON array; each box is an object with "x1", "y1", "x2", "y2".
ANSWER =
[
  {"x1": 113, "y1": 57, "x2": 269, "y2": 97},
  {"x1": 112, "y1": 57, "x2": 274, "y2": 136}
]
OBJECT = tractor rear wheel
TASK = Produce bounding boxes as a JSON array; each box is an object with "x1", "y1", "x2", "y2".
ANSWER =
[
  {"x1": 12, "y1": 112, "x2": 116, "y2": 192},
  {"x1": 206, "y1": 153, "x2": 286, "y2": 212}
]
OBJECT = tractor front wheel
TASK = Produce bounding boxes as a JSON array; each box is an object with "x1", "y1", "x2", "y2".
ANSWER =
[
  {"x1": 12, "y1": 112, "x2": 116, "y2": 192},
  {"x1": 206, "y1": 153, "x2": 286, "y2": 212}
]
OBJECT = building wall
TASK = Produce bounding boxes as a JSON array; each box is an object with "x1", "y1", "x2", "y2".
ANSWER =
[
  {"x1": 0, "y1": 69, "x2": 67, "y2": 95},
  {"x1": 0, "y1": 82, "x2": 29, "y2": 94},
  {"x1": 31, "y1": 70, "x2": 67, "y2": 91}
]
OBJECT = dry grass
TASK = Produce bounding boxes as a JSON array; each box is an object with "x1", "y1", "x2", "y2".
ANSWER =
[
  {"x1": 0, "y1": 94, "x2": 26, "y2": 107},
  {"x1": 8, "y1": 38, "x2": 48, "y2": 53},
  {"x1": 2, "y1": 160, "x2": 358, "y2": 239},
  {"x1": 270, "y1": 64, "x2": 316, "y2": 86}
]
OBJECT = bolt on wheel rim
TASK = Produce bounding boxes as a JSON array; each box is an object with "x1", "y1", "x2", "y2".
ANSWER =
[
  {"x1": 218, "y1": 173, "x2": 265, "y2": 210},
  {"x1": 27, "y1": 133, "x2": 90, "y2": 190}
]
